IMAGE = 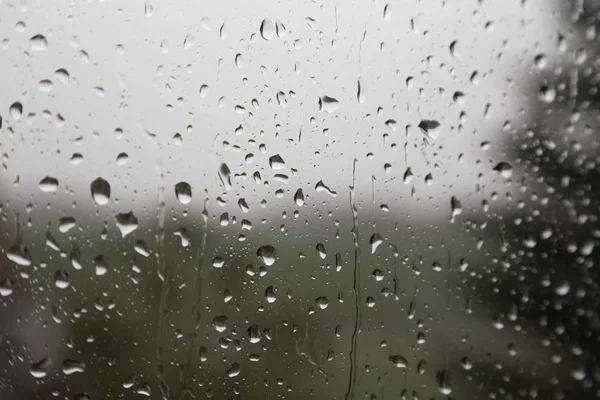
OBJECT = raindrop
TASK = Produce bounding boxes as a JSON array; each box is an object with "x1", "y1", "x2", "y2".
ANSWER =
[
  {"x1": 318, "y1": 96, "x2": 340, "y2": 113},
  {"x1": 265, "y1": 286, "x2": 277, "y2": 303},
  {"x1": 9, "y1": 102, "x2": 23, "y2": 121},
  {"x1": 30, "y1": 358, "x2": 53, "y2": 378},
  {"x1": 539, "y1": 84, "x2": 556, "y2": 103},
  {"x1": 213, "y1": 315, "x2": 228, "y2": 332},
  {"x1": 370, "y1": 233, "x2": 383, "y2": 254},
  {"x1": 294, "y1": 189, "x2": 305, "y2": 206},
  {"x1": 315, "y1": 296, "x2": 329, "y2": 309},
  {"x1": 175, "y1": 182, "x2": 192, "y2": 204},
  {"x1": 62, "y1": 359, "x2": 86, "y2": 375},
  {"x1": 389, "y1": 355, "x2": 407, "y2": 368},
  {"x1": 257, "y1": 245, "x2": 276, "y2": 266},
  {"x1": 54, "y1": 270, "x2": 69, "y2": 289},
  {"x1": 493, "y1": 162, "x2": 513, "y2": 178},
  {"x1": 90, "y1": 177, "x2": 111, "y2": 205},
  {"x1": 269, "y1": 154, "x2": 286, "y2": 170},
  {"x1": 0, "y1": 279, "x2": 14, "y2": 297},
  {"x1": 7, "y1": 241, "x2": 32, "y2": 266},
  {"x1": 260, "y1": 19, "x2": 275, "y2": 40},
  {"x1": 29, "y1": 34, "x2": 48, "y2": 50},
  {"x1": 418, "y1": 119, "x2": 441, "y2": 139},
  {"x1": 315, "y1": 180, "x2": 337, "y2": 197},
  {"x1": 227, "y1": 363, "x2": 241, "y2": 377},
  {"x1": 199, "y1": 84, "x2": 210, "y2": 97},
  {"x1": 116, "y1": 152, "x2": 129, "y2": 165},
  {"x1": 115, "y1": 212, "x2": 139, "y2": 237},
  {"x1": 39, "y1": 176, "x2": 59, "y2": 193},
  {"x1": 436, "y1": 370, "x2": 452, "y2": 395},
  {"x1": 316, "y1": 243, "x2": 327, "y2": 259},
  {"x1": 94, "y1": 255, "x2": 108, "y2": 276}
]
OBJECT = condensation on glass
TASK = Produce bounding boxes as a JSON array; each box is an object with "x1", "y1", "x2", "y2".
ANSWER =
[{"x1": 0, "y1": 0, "x2": 598, "y2": 399}]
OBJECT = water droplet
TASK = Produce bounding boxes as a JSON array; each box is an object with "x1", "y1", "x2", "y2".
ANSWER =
[
  {"x1": 370, "y1": 233, "x2": 383, "y2": 254},
  {"x1": 90, "y1": 177, "x2": 111, "y2": 205},
  {"x1": 115, "y1": 212, "x2": 139, "y2": 237},
  {"x1": 294, "y1": 189, "x2": 305, "y2": 206},
  {"x1": 199, "y1": 84, "x2": 210, "y2": 97},
  {"x1": 7, "y1": 241, "x2": 32, "y2": 266},
  {"x1": 450, "y1": 196, "x2": 462, "y2": 223},
  {"x1": 534, "y1": 54, "x2": 547, "y2": 69},
  {"x1": 9, "y1": 102, "x2": 23, "y2": 121},
  {"x1": 383, "y1": 4, "x2": 391, "y2": 19},
  {"x1": 260, "y1": 19, "x2": 275, "y2": 40},
  {"x1": 539, "y1": 84, "x2": 556, "y2": 103},
  {"x1": 58, "y1": 217, "x2": 76, "y2": 233},
  {"x1": 0, "y1": 279, "x2": 14, "y2": 297},
  {"x1": 54, "y1": 270, "x2": 69, "y2": 289},
  {"x1": 144, "y1": 1, "x2": 153, "y2": 17},
  {"x1": 418, "y1": 119, "x2": 441, "y2": 139},
  {"x1": 257, "y1": 245, "x2": 276, "y2": 266},
  {"x1": 493, "y1": 162, "x2": 513, "y2": 178},
  {"x1": 212, "y1": 257, "x2": 225, "y2": 269},
  {"x1": 29, "y1": 34, "x2": 48, "y2": 51},
  {"x1": 213, "y1": 315, "x2": 228, "y2": 332},
  {"x1": 122, "y1": 375, "x2": 137, "y2": 388},
  {"x1": 248, "y1": 325, "x2": 261, "y2": 343},
  {"x1": 62, "y1": 359, "x2": 86, "y2": 375},
  {"x1": 315, "y1": 180, "x2": 337, "y2": 197},
  {"x1": 268, "y1": 154, "x2": 285, "y2": 170},
  {"x1": 134, "y1": 240, "x2": 150, "y2": 257},
  {"x1": 436, "y1": 370, "x2": 452, "y2": 395},
  {"x1": 389, "y1": 355, "x2": 407, "y2": 368},
  {"x1": 461, "y1": 357, "x2": 473, "y2": 370},
  {"x1": 175, "y1": 182, "x2": 192, "y2": 204},
  {"x1": 39, "y1": 79, "x2": 53, "y2": 92},
  {"x1": 265, "y1": 286, "x2": 277, "y2": 303},
  {"x1": 227, "y1": 363, "x2": 240, "y2": 377},
  {"x1": 30, "y1": 358, "x2": 53, "y2": 378},
  {"x1": 116, "y1": 152, "x2": 129, "y2": 165},
  {"x1": 39, "y1": 176, "x2": 59, "y2": 193},
  {"x1": 316, "y1": 243, "x2": 327, "y2": 259},
  {"x1": 318, "y1": 96, "x2": 340, "y2": 113},
  {"x1": 453, "y1": 91, "x2": 465, "y2": 105},
  {"x1": 315, "y1": 296, "x2": 329, "y2": 309},
  {"x1": 54, "y1": 69, "x2": 69, "y2": 85},
  {"x1": 94, "y1": 255, "x2": 108, "y2": 276},
  {"x1": 403, "y1": 168, "x2": 413, "y2": 184}
]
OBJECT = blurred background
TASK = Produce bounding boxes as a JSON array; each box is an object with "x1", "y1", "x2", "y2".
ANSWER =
[{"x1": 0, "y1": 0, "x2": 599, "y2": 398}]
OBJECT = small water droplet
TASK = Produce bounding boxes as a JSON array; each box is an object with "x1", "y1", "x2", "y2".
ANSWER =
[{"x1": 493, "y1": 162, "x2": 513, "y2": 178}]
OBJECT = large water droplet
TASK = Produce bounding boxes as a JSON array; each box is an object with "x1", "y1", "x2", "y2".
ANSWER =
[
  {"x1": 389, "y1": 355, "x2": 408, "y2": 368},
  {"x1": 175, "y1": 182, "x2": 192, "y2": 204},
  {"x1": 493, "y1": 162, "x2": 513, "y2": 178},
  {"x1": 39, "y1": 176, "x2": 59, "y2": 193},
  {"x1": 29, "y1": 34, "x2": 48, "y2": 51},
  {"x1": 54, "y1": 270, "x2": 69, "y2": 289},
  {"x1": 62, "y1": 359, "x2": 86, "y2": 375},
  {"x1": 257, "y1": 245, "x2": 276, "y2": 266},
  {"x1": 318, "y1": 96, "x2": 340, "y2": 113},
  {"x1": 260, "y1": 19, "x2": 275, "y2": 40},
  {"x1": 268, "y1": 154, "x2": 286, "y2": 170},
  {"x1": 7, "y1": 241, "x2": 32, "y2": 266},
  {"x1": 436, "y1": 370, "x2": 452, "y2": 395},
  {"x1": 115, "y1": 212, "x2": 139, "y2": 237},
  {"x1": 91, "y1": 177, "x2": 111, "y2": 205},
  {"x1": 294, "y1": 189, "x2": 305, "y2": 206},
  {"x1": 30, "y1": 358, "x2": 53, "y2": 378},
  {"x1": 9, "y1": 102, "x2": 23, "y2": 121}
]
